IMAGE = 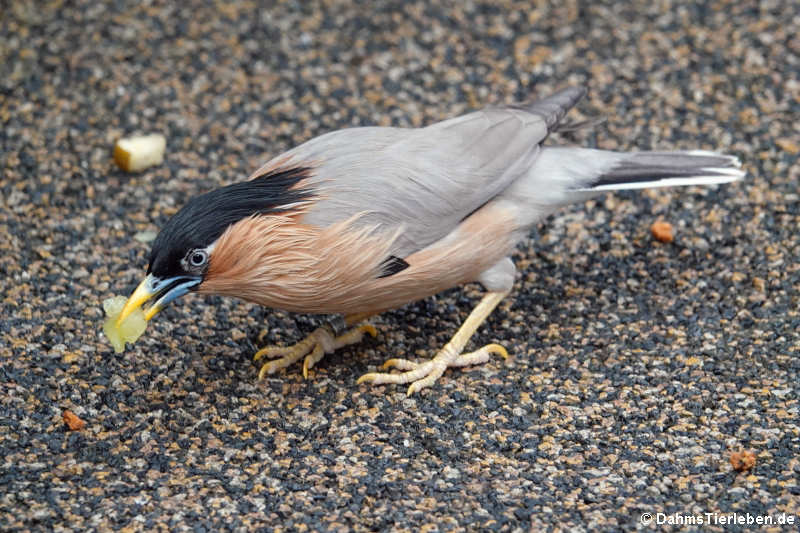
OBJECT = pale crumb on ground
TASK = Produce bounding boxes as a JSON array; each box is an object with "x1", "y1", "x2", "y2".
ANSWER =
[{"x1": 113, "y1": 134, "x2": 166, "y2": 172}]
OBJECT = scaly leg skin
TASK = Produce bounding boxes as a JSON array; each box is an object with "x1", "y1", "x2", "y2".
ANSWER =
[
  {"x1": 357, "y1": 291, "x2": 510, "y2": 396},
  {"x1": 254, "y1": 314, "x2": 377, "y2": 379}
]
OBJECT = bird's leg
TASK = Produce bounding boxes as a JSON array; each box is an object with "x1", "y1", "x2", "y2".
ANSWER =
[
  {"x1": 254, "y1": 313, "x2": 377, "y2": 379},
  {"x1": 357, "y1": 291, "x2": 510, "y2": 395}
]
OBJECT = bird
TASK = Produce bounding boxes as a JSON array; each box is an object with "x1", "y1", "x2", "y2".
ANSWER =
[{"x1": 115, "y1": 86, "x2": 744, "y2": 395}]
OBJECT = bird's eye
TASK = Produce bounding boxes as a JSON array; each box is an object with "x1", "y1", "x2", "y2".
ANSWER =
[{"x1": 189, "y1": 250, "x2": 208, "y2": 267}]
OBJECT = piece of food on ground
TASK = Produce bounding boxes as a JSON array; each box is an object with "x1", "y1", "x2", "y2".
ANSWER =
[
  {"x1": 102, "y1": 295, "x2": 147, "y2": 353},
  {"x1": 651, "y1": 220, "x2": 674, "y2": 243},
  {"x1": 730, "y1": 450, "x2": 756, "y2": 472},
  {"x1": 113, "y1": 134, "x2": 166, "y2": 172},
  {"x1": 62, "y1": 410, "x2": 86, "y2": 431}
]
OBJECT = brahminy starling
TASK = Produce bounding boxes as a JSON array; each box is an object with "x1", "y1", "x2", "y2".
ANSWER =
[{"x1": 115, "y1": 86, "x2": 743, "y2": 394}]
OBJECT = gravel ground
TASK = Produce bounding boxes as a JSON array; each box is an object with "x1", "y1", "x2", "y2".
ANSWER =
[{"x1": 1, "y1": 0, "x2": 798, "y2": 531}]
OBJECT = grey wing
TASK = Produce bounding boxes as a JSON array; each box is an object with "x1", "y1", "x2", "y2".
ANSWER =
[{"x1": 264, "y1": 86, "x2": 586, "y2": 258}]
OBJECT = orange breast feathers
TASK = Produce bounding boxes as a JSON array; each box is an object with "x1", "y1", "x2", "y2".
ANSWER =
[{"x1": 198, "y1": 203, "x2": 517, "y2": 315}]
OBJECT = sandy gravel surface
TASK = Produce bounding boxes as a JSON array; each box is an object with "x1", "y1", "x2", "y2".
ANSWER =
[{"x1": 1, "y1": 1, "x2": 798, "y2": 531}]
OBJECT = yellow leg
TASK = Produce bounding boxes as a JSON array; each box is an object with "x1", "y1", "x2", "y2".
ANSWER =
[
  {"x1": 357, "y1": 291, "x2": 510, "y2": 395},
  {"x1": 254, "y1": 320, "x2": 377, "y2": 379}
]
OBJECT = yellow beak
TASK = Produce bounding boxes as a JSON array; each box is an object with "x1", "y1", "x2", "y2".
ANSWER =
[
  {"x1": 116, "y1": 273, "x2": 203, "y2": 326},
  {"x1": 116, "y1": 276, "x2": 158, "y2": 326}
]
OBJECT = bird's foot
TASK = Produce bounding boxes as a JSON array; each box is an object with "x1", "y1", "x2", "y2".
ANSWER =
[
  {"x1": 357, "y1": 343, "x2": 508, "y2": 396},
  {"x1": 254, "y1": 324, "x2": 377, "y2": 379}
]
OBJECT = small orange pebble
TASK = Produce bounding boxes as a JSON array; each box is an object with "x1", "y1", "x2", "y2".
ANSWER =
[
  {"x1": 651, "y1": 220, "x2": 674, "y2": 243},
  {"x1": 63, "y1": 410, "x2": 86, "y2": 431},
  {"x1": 730, "y1": 450, "x2": 756, "y2": 472}
]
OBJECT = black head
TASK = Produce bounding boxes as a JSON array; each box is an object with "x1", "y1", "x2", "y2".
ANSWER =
[
  {"x1": 114, "y1": 166, "x2": 312, "y2": 328},
  {"x1": 147, "y1": 166, "x2": 312, "y2": 281}
]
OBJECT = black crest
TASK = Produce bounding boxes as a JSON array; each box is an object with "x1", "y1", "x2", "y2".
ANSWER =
[{"x1": 148, "y1": 167, "x2": 313, "y2": 278}]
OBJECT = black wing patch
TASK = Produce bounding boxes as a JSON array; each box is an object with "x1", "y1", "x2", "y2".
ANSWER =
[{"x1": 377, "y1": 256, "x2": 410, "y2": 278}]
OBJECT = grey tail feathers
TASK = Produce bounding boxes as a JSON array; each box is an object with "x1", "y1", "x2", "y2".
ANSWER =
[{"x1": 583, "y1": 151, "x2": 745, "y2": 192}]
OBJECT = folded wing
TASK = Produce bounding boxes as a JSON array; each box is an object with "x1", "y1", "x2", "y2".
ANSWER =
[{"x1": 256, "y1": 87, "x2": 586, "y2": 258}]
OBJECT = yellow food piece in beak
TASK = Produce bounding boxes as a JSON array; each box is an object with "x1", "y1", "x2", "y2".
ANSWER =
[{"x1": 102, "y1": 295, "x2": 148, "y2": 353}]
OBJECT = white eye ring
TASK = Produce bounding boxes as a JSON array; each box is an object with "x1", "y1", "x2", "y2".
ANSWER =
[{"x1": 188, "y1": 249, "x2": 208, "y2": 267}]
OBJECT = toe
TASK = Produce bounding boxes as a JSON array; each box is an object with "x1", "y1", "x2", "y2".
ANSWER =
[
  {"x1": 406, "y1": 376, "x2": 436, "y2": 396},
  {"x1": 356, "y1": 371, "x2": 404, "y2": 386},
  {"x1": 484, "y1": 343, "x2": 509, "y2": 360},
  {"x1": 253, "y1": 346, "x2": 281, "y2": 362},
  {"x1": 381, "y1": 358, "x2": 418, "y2": 371},
  {"x1": 356, "y1": 372, "x2": 379, "y2": 385},
  {"x1": 360, "y1": 324, "x2": 378, "y2": 338},
  {"x1": 258, "y1": 361, "x2": 279, "y2": 380},
  {"x1": 302, "y1": 345, "x2": 326, "y2": 379},
  {"x1": 450, "y1": 343, "x2": 509, "y2": 367}
]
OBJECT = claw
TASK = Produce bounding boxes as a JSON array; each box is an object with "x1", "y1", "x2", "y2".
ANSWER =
[
  {"x1": 258, "y1": 359, "x2": 287, "y2": 380},
  {"x1": 254, "y1": 323, "x2": 377, "y2": 379},
  {"x1": 484, "y1": 343, "x2": 508, "y2": 360},
  {"x1": 355, "y1": 373, "x2": 377, "y2": 385},
  {"x1": 358, "y1": 342, "x2": 508, "y2": 395},
  {"x1": 254, "y1": 345, "x2": 296, "y2": 362},
  {"x1": 448, "y1": 343, "x2": 509, "y2": 367},
  {"x1": 357, "y1": 291, "x2": 509, "y2": 394},
  {"x1": 360, "y1": 324, "x2": 378, "y2": 338},
  {"x1": 302, "y1": 344, "x2": 326, "y2": 379}
]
